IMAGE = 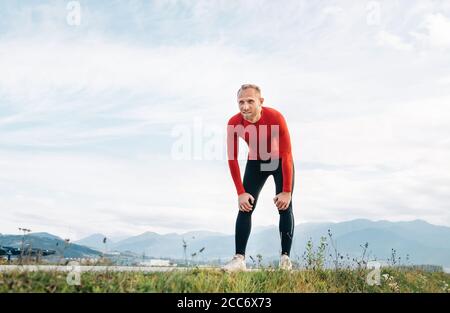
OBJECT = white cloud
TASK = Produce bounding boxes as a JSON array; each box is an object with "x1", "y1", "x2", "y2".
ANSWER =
[
  {"x1": 377, "y1": 30, "x2": 414, "y2": 51},
  {"x1": 0, "y1": 150, "x2": 239, "y2": 239},
  {"x1": 410, "y1": 13, "x2": 450, "y2": 48},
  {"x1": 323, "y1": 5, "x2": 345, "y2": 17},
  {"x1": 437, "y1": 76, "x2": 450, "y2": 86}
]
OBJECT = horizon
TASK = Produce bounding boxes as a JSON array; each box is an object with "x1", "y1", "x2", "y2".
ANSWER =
[{"x1": 2, "y1": 217, "x2": 448, "y2": 241}]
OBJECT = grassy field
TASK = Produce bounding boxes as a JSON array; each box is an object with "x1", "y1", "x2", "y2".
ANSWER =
[{"x1": 1, "y1": 267, "x2": 449, "y2": 293}]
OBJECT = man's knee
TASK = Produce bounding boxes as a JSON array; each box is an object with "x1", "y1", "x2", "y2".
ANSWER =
[
  {"x1": 278, "y1": 205, "x2": 292, "y2": 215},
  {"x1": 238, "y1": 210, "x2": 254, "y2": 218}
]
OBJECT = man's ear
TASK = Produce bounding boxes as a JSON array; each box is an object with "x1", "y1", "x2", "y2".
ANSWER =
[{"x1": 260, "y1": 97, "x2": 264, "y2": 105}]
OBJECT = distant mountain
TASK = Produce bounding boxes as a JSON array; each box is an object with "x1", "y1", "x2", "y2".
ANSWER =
[
  {"x1": 0, "y1": 233, "x2": 101, "y2": 258},
  {"x1": 74, "y1": 233, "x2": 111, "y2": 251},
  {"x1": 104, "y1": 219, "x2": 450, "y2": 267},
  {"x1": 181, "y1": 231, "x2": 227, "y2": 239},
  {"x1": 29, "y1": 232, "x2": 63, "y2": 241},
  {"x1": 109, "y1": 230, "x2": 228, "y2": 258},
  {"x1": 3, "y1": 219, "x2": 449, "y2": 267}
]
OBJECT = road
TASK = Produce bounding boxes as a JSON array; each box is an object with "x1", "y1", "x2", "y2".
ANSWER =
[
  {"x1": 0, "y1": 265, "x2": 267, "y2": 272},
  {"x1": 0, "y1": 265, "x2": 210, "y2": 273}
]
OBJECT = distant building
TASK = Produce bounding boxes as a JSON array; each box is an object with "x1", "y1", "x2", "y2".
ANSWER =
[
  {"x1": 139, "y1": 259, "x2": 176, "y2": 267},
  {"x1": 104, "y1": 251, "x2": 121, "y2": 256}
]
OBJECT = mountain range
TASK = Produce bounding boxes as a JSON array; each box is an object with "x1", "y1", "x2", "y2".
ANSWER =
[
  {"x1": 2, "y1": 219, "x2": 449, "y2": 267},
  {"x1": 0, "y1": 232, "x2": 100, "y2": 258},
  {"x1": 74, "y1": 219, "x2": 450, "y2": 267}
]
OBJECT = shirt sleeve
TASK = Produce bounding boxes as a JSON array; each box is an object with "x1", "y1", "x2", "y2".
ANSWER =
[
  {"x1": 227, "y1": 120, "x2": 246, "y2": 196},
  {"x1": 278, "y1": 113, "x2": 294, "y2": 193}
]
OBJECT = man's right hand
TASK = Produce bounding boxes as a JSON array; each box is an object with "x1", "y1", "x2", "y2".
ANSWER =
[{"x1": 238, "y1": 193, "x2": 255, "y2": 212}]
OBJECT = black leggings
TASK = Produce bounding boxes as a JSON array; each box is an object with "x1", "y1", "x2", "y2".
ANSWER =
[{"x1": 235, "y1": 158, "x2": 295, "y2": 257}]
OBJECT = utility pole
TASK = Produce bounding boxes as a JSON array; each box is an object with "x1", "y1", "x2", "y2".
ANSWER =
[
  {"x1": 103, "y1": 236, "x2": 107, "y2": 257},
  {"x1": 18, "y1": 227, "x2": 31, "y2": 264},
  {"x1": 182, "y1": 238, "x2": 187, "y2": 266}
]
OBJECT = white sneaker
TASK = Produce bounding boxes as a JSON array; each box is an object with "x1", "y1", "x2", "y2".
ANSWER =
[
  {"x1": 222, "y1": 254, "x2": 247, "y2": 272},
  {"x1": 279, "y1": 254, "x2": 292, "y2": 270}
]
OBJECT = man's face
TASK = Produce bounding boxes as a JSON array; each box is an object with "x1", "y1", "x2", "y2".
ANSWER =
[{"x1": 237, "y1": 88, "x2": 264, "y2": 120}]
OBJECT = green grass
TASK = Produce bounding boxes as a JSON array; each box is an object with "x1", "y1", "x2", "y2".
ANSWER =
[{"x1": 1, "y1": 268, "x2": 449, "y2": 293}]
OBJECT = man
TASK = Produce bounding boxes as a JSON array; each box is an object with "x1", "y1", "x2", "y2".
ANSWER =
[{"x1": 223, "y1": 84, "x2": 295, "y2": 272}]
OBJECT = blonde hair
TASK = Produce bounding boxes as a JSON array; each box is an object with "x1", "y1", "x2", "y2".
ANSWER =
[{"x1": 237, "y1": 84, "x2": 262, "y2": 97}]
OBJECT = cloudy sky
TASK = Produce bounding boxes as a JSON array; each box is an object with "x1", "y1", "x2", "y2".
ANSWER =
[{"x1": 1, "y1": 0, "x2": 449, "y2": 240}]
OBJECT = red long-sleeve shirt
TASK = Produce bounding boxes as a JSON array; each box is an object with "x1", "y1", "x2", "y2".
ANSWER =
[{"x1": 227, "y1": 106, "x2": 294, "y2": 196}]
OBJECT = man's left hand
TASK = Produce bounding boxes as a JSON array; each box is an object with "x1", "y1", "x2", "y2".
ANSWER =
[{"x1": 273, "y1": 192, "x2": 292, "y2": 210}]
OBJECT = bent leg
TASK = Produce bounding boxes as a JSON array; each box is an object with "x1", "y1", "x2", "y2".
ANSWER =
[
  {"x1": 235, "y1": 160, "x2": 269, "y2": 256},
  {"x1": 273, "y1": 160, "x2": 295, "y2": 256},
  {"x1": 279, "y1": 206, "x2": 294, "y2": 256}
]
